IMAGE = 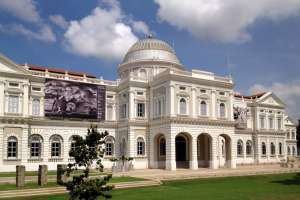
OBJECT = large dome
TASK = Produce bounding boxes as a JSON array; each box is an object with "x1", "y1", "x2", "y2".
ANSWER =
[{"x1": 121, "y1": 36, "x2": 182, "y2": 66}]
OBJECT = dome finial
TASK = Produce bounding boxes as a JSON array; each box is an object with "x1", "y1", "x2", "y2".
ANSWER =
[{"x1": 146, "y1": 34, "x2": 153, "y2": 39}]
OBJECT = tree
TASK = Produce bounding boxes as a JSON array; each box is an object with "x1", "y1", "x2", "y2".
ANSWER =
[{"x1": 61, "y1": 126, "x2": 113, "y2": 200}]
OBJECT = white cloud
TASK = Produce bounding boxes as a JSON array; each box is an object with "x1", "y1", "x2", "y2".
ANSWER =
[
  {"x1": 0, "y1": 0, "x2": 40, "y2": 23},
  {"x1": 0, "y1": 24, "x2": 56, "y2": 42},
  {"x1": 49, "y1": 15, "x2": 68, "y2": 29},
  {"x1": 154, "y1": 0, "x2": 300, "y2": 43},
  {"x1": 250, "y1": 80, "x2": 300, "y2": 118},
  {"x1": 64, "y1": 0, "x2": 148, "y2": 61},
  {"x1": 132, "y1": 21, "x2": 150, "y2": 35}
]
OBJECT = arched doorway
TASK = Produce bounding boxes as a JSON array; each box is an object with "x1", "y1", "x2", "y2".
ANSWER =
[
  {"x1": 197, "y1": 133, "x2": 212, "y2": 168},
  {"x1": 218, "y1": 134, "x2": 231, "y2": 168},
  {"x1": 154, "y1": 134, "x2": 166, "y2": 169},
  {"x1": 176, "y1": 133, "x2": 191, "y2": 168}
]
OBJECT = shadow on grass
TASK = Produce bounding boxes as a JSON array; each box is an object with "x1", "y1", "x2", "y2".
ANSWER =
[{"x1": 271, "y1": 173, "x2": 300, "y2": 185}]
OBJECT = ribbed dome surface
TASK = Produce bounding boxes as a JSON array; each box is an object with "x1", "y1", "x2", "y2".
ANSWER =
[{"x1": 122, "y1": 37, "x2": 181, "y2": 65}]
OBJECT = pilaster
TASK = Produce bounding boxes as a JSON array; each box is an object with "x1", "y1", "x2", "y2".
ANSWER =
[
  {"x1": 191, "y1": 88, "x2": 197, "y2": 118},
  {"x1": 211, "y1": 90, "x2": 216, "y2": 119},
  {"x1": 210, "y1": 137, "x2": 219, "y2": 169},
  {"x1": 169, "y1": 85, "x2": 175, "y2": 117},
  {"x1": 190, "y1": 136, "x2": 198, "y2": 169},
  {"x1": 23, "y1": 83, "x2": 29, "y2": 117},
  {"x1": 129, "y1": 91, "x2": 135, "y2": 119},
  {"x1": 0, "y1": 81, "x2": 4, "y2": 116},
  {"x1": 166, "y1": 133, "x2": 176, "y2": 170},
  {"x1": 21, "y1": 127, "x2": 29, "y2": 164}
]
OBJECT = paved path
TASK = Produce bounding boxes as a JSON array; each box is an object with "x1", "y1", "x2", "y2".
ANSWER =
[
  {"x1": 0, "y1": 180, "x2": 160, "y2": 199},
  {"x1": 115, "y1": 165, "x2": 300, "y2": 181}
]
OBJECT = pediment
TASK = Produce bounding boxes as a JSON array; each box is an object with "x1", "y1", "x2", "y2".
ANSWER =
[
  {"x1": 257, "y1": 92, "x2": 285, "y2": 107},
  {"x1": 0, "y1": 53, "x2": 29, "y2": 75}
]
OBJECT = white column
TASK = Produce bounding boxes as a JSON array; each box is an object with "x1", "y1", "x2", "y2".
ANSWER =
[
  {"x1": 129, "y1": 91, "x2": 135, "y2": 119},
  {"x1": 210, "y1": 137, "x2": 219, "y2": 169},
  {"x1": 21, "y1": 127, "x2": 29, "y2": 164},
  {"x1": 229, "y1": 92, "x2": 234, "y2": 121},
  {"x1": 0, "y1": 81, "x2": 4, "y2": 116},
  {"x1": 166, "y1": 133, "x2": 176, "y2": 170},
  {"x1": 190, "y1": 136, "x2": 198, "y2": 170},
  {"x1": 23, "y1": 83, "x2": 29, "y2": 117},
  {"x1": 211, "y1": 90, "x2": 216, "y2": 119},
  {"x1": 169, "y1": 85, "x2": 175, "y2": 117},
  {"x1": 230, "y1": 136, "x2": 237, "y2": 168},
  {"x1": 191, "y1": 88, "x2": 197, "y2": 118},
  {"x1": 0, "y1": 127, "x2": 3, "y2": 169}
]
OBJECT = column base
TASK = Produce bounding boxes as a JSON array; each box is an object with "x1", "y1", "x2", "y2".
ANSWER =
[
  {"x1": 189, "y1": 160, "x2": 198, "y2": 170},
  {"x1": 166, "y1": 160, "x2": 176, "y2": 171}
]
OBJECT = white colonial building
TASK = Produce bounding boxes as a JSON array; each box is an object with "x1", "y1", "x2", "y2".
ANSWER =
[{"x1": 0, "y1": 36, "x2": 297, "y2": 172}]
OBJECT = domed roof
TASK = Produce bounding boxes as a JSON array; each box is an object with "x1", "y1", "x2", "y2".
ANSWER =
[{"x1": 121, "y1": 36, "x2": 181, "y2": 66}]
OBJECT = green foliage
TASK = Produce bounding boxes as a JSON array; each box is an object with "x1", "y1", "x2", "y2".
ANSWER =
[{"x1": 61, "y1": 126, "x2": 113, "y2": 200}]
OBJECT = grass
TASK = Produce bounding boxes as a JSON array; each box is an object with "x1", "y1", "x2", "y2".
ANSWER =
[
  {"x1": 0, "y1": 176, "x2": 145, "y2": 191},
  {"x1": 4, "y1": 173, "x2": 300, "y2": 200}
]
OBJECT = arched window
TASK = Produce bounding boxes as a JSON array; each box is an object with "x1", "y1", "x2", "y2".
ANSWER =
[
  {"x1": 287, "y1": 146, "x2": 291, "y2": 155},
  {"x1": 105, "y1": 137, "x2": 114, "y2": 156},
  {"x1": 7, "y1": 136, "x2": 18, "y2": 158},
  {"x1": 220, "y1": 103, "x2": 226, "y2": 118},
  {"x1": 279, "y1": 143, "x2": 282, "y2": 155},
  {"x1": 287, "y1": 132, "x2": 290, "y2": 139},
  {"x1": 292, "y1": 146, "x2": 296, "y2": 156},
  {"x1": 237, "y1": 140, "x2": 243, "y2": 156},
  {"x1": 246, "y1": 140, "x2": 252, "y2": 155},
  {"x1": 137, "y1": 137, "x2": 145, "y2": 156},
  {"x1": 50, "y1": 135, "x2": 63, "y2": 158},
  {"x1": 200, "y1": 101, "x2": 207, "y2": 116},
  {"x1": 270, "y1": 142, "x2": 276, "y2": 155},
  {"x1": 262, "y1": 142, "x2": 266, "y2": 156},
  {"x1": 32, "y1": 99, "x2": 40, "y2": 116},
  {"x1": 292, "y1": 132, "x2": 295, "y2": 139},
  {"x1": 179, "y1": 98, "x2": 187, "y2": 114},
  {"x1": 159, "y1": 137, "x2": 166, "y2": 156},
  {"x1": 29, "y1": 135, "x2": 42, "y2": 158}
]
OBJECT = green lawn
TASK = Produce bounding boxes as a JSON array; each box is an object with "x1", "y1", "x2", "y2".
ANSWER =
[
  {"x1": 0, "y1": 176, "x2": 144, "y2": 191},
  {"x1": 4, "y1": 173, "x2": 300, "y2": 200}
]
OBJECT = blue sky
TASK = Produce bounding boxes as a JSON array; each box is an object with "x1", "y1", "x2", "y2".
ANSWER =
[{"x1": 0, "y1": 0, "x2": 300, "y2": 119}]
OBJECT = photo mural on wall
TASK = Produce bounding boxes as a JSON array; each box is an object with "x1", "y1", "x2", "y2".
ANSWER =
[{"x1": 44, "y1": 79, "x2": 106, "y2": 120}]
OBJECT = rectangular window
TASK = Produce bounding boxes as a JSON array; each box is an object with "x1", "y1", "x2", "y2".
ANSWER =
[
  {"x1": 32, "y1": 87, "x2": 41, "y2": 91},
  {"x1": 32, "y1": 99, "x2": 40, "y2": 116},
  {"x1": 260, "y1": 116, "x2": 265, "y2": 129},
  {"x1": 7, "y1": 141, "x2": 17, "y2": 158},
  {"x1": 277, "y1": 118, "x2": 282, "y2": 130},
  {"x1": 120, "y1": 104, "x2": 127, "y2": 119},
  {"x1": 137, "y1": 103, "x2": 145, "y2": 117},
  {"x1": 31, "y1": 142, "x2": 40, "y2": 157},
  {"x1": 269, "y1": 118, "x2": 274, "y2": 129},
  {"x1": 137, "y1": 141, "x2": 145, "y2": 155},
  {"x1": 9, "y1": 82, "x2": 19, "y2": 87},
  {"x1": 8, "y1": 95, "x2": 19, "y2": 113}
]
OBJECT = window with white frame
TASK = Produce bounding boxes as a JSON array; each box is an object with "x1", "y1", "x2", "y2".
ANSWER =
[
  {"x1": 30, "y1": 135, "x2": 42, "y2": 158},
  {"x1": 260, "y1": 116, "x2": 265, "y2": 129},
  {"x1": 220, "y1": 103, "x2": 226, "y2": 118},
  {"x1": 137, "y1": 137, "x2": 145, "y2": 156},
  {"x1": 261, "y1": 142, "x2": 266, "y2": 156},
  {"x1": 106, "y1": 105, "x2": 113, "y2": 120},
  {"x1": 287, "y1": 146, "x2": 291, "y2": 155},
  {"x1": 269, "y1": 117, "x2": 274, "y2": 129},
  {"x1": 270, "y1": 142, "x2": 276, "y2": 156},
  {"x1": 32, "y1": 99, "x2": 40, "y2": 116},
  {"x1": 7, "y1": 136, "x2": 18, "y2": 159},
  {"x1": 137, "y1": 103, "x2": 145, "y2": 117},
  {"x1": 50, "y1": 135, "x2": 62, "y2": 157},
  {"x1": 179, "y1": 98, "x2": 187, "y2": 115},
  {"x1": 105, "y1": 137, "x2": 114, "y2": 156},
  {"x1": 279, "y1": 143, "x2": 283, "y2": 155},
  {"x1": 246, "y1": 140, "x2": 252, "y2": 155},
  {"x1": 200, "y1": 101, "x2": 207, "y2": 116},
  {"x1": 237, "y1": 140, "x2": 243, "y2": 156},
  {"x1": 120, "y1": 104, "x2": 127, "y2": 119},
  {"x1": 8, "y1": 95, "x2": 19, "y2": 113},
  {"x1": 277, "y1": 118, "x2": 282, "y2": 130}
]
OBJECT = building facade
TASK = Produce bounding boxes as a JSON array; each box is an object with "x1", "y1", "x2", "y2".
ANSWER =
[{"x1": 0, "y1": 36, "x2": 297, "y2": 172}]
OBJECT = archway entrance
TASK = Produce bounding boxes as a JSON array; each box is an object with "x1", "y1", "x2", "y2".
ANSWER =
[
  {"x1": 197, "y1": 133, "x2": 212, "y2": 168},
  {"x1": 154, "y1": 134, "x2": 166, "y2": 169},
  {"x1": 175, "y1": 133, "x2": 190, "y2": 168},
  {"x1": 218, "y1": 134, "x2": 231, "y2": 168}
]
